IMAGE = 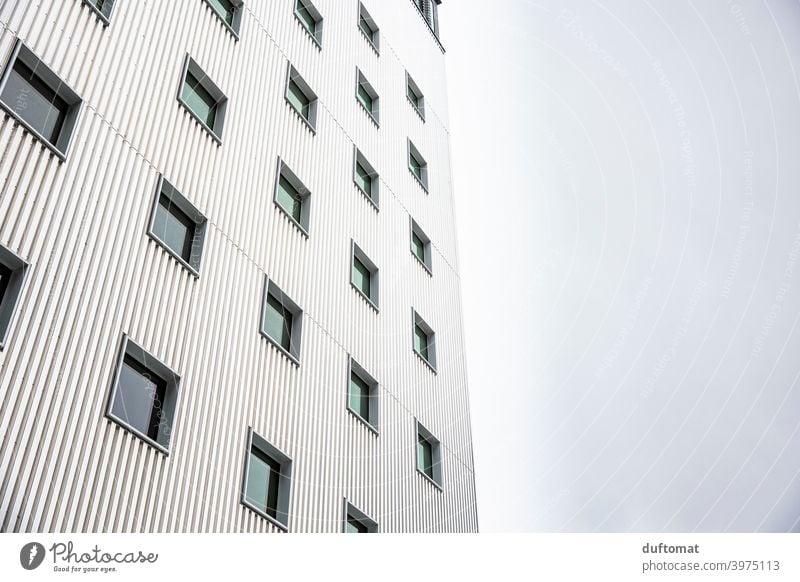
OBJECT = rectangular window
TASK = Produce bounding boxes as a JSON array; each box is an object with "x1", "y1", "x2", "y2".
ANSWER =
[
  {"x1": 0, "y1": 40, "x2": 82, "y2": 160},
  {"x1": 147, "y1": 176, "x2": 207, "y2": 276},
  {"x1": 106, "y1": 335, "x2": 180, "y2": 453},
  {"x1": 0, "y1": 245, "x2": 29, "y2": 351},
  {"x1": 260, "y1": 277, "x2": 303, "y2": 364},
  {"x1": 412, "y1": 309, "x2": 437, "y2": 371},
  {"x1": 177, "y1": 55, "x2": 228, "y2": 142},
  {"x1": 295, "y1": 0, "x2": 323, "y2": 46},
  {"x1": 273, "y1": 159, "x2": 311, "y2": 235},
  {"x1": 285, "y1": 64, "x2": 318, "y2": 132},
  {"x1": 351, "y1": 241, "x2": 379, "y2": 309},
  {"x1": 358, "y1": 3, "x2": 379, "y2": 53},
  {"x1": 242, "y1": 428, "x2": 292, "y2": 530},
  {"x1": 416, "y1": 421, "x2": 443, "y2": 488},
  {"x1": 407, "y1": 139, "x2": 428, "y2": 191},
  {"x1": 343, "y1": 500, "x2": 378, "y2": 533},
  {"x1": 356, "y1": 70, "x2": 379, "y2": 125},
  {"x1": 347, "y1": 358, "x2": 379, "y2": 432},
  {"x1": 353, "y1": 147, "x2": 379, "y2": 208},
  {"x1": 410, "y1": 218, "x2": 432, "y2": 273},
  {"x1": 202, "y1": 0, "x2": 244, "y2": 37},
  {"x1": 83, "y1": 0, "x2": 115, "y2": 24},
  {"x1": 406, "y1": 72, "x2": 425, "y2": 121}
]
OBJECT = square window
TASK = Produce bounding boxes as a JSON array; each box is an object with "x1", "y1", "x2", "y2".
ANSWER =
[
  {"x1": 147, "y1": 176, "x2": 207, "y2": 276},
  {"x1": 260, "y1": 276, "x2": 303, "y2": 364},
  {"x1": 347, "y1": 358, "x2": 379, "y2": 432},
  {"x1": 416, "y1": 420, "x2": 443, "y2": 488},
  {"x1": 273, "y1": 159, "x2": 311, "y2": 235},
  {"x1": 202, "y1": 0, "x2": 244, "y2": 37},
  {"x1": 407, "y1": 139, "x2": 429, "y2": 191},
  {"x1": 177, "y1": 55, "x2": 228, "y2": 143},
  {"x1": 82, "y1": 0, "x2": 115, "y2": 25},
  {"x1": 356, "y1": 69, "x2": 379, "y2": 125},
  {"x1": 410, "y1": 217, "x2": 432, "y2": 273},
  {"x1": 406, "y1": 72, "x2": 425, "y2": 121},
  {"x1": 285, "y1": 64, "x2": 318, "y2": 132},
  {"x1": 412, "y1": 309, "x2": 437, "y2": 371},
  {"x1": 343, "y1": 499, "x2": 378, "y2": 533},
  {"x1": 0, "y1": 245, "x2": 29, "y2": 351},
  {"x1": 0, "y1": 40, "x2": 82, "y2": 161},
  {"x1": 241, "y1": 428, "x2": 292, "y2": 530},
  {"x1": 358, "y1": 2, "x2": 379, "y2": 53},
  {"x1": 105, "y1": 335, "x2": 180, "y2": 453},
  {"x1": 353, "y1": 147, "x2": 379, "y2": 208},
  {"x1": 295, "y1": 0, "x2": 323, "y2": 47},
  {"x1": 351, "y1": 241, "x2": 379, "y2": 310}
]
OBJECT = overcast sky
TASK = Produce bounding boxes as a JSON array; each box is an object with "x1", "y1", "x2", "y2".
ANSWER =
[{"x1": 442, "y1": 0, "x2": 800, "y2": 532}]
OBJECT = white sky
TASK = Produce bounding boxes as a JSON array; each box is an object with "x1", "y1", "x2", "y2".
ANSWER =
[{"x1": 442, "y1": 0, "x2": 800, "y2": 531}]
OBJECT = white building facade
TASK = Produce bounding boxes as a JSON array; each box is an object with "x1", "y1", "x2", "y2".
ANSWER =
[{"x1": 0, "y1": 0, "x2": 477, "y2": 533}]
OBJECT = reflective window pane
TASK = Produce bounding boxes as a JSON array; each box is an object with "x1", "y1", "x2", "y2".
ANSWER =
[
  {"x1": 264, "y1": 293, "x2": 292, "y2": 351},
  {"x1": 111, "y1": 356, "x2": 167, "y2": 443},
  {"x1": 207, "y1": 0, "x2": 235, "y2": 25},
  {"x1": 414, "y1": 324, "x2": 428, "y2": 360},
  {"x1": 359, "y1": 14, "x2": 374, "y2": 41},
  {"x1": 346, "y1": 516, "x2": 368, "y2": 533},
  {"x1": 276, "y1": 176, "x2": 303, "y2": 222},
  {"x1": 352, "y1": 257, "x2": 371, "y2": 297},
  {"x1": 246, "y1": 448, "x2": 281, "y2": 519},
  {"x1": 181, "y1": 71, "x2": 217, "y2": 128},
  {"x1": 349, "y1": 372, "x2": 370, "y2": 420},
  {"x1": 0, "y1": 264, "x2": 11, "y2": 307},
  {"x1": 355, "y1": 162, "x2": 372, "y2": 196},
  {"x1": 296, "y1": 2, "x2": 317, "y2": 34},
  {"x1": 357, "y1": 84, "x2": 373, "y2": 113},
  {"x1": 411, "y1": 232, "x2": 426, "y2": 262},
  {"x1": 0, "y1": 60, "x2": 67, "y2": 144},
  {"x1": 417, "y1": 435, "x2": 433, "y2": 478},
  {"x1": 287, "y1": 79, "x2": 310, "y2": 119},
  {"x1": 153, "y1": 195, "x2": 194, "y2": 262}
]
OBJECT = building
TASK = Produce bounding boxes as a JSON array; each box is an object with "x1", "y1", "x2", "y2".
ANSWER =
[{"x1": 0, "y1": 0, "x2": 477, "y2": 533}]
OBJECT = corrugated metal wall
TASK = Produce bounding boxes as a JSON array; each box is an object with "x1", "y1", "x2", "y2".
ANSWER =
[{"x1": 0, "y1": 0, "x2": 477, "y2": 533}]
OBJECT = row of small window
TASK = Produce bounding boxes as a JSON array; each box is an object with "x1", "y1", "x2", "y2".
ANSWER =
[{"x1": 106, "y1": 333, "x2": 444, "y2": 530}]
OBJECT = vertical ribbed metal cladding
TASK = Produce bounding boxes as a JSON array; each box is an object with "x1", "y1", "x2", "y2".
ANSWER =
[{"x1": 0, "y1": 0, "x2": 477, "y2": 532}]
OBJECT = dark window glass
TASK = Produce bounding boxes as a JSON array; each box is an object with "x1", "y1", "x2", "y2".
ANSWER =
[
  {"x1": 359, "y1": 14, "x2": 374, "y2": 42},
  {"x1": 0, "y1": 264, "x2": 11, "y2": 307},
  {"x1": 357, "y1": 83, "x2": 373, "y2": 113},
  {"x1": 264, "y1": 293, "x2": 292, "y2": 351},
  {"x1": 0, "y1": 59, "x2": 67, "y2": 144},
  {"x1": 207, "y1": 0, "x2": 235, "y2": 25},
  {"x1": 411, "y1": 232, "x2": 426, "y2": 262},
  {"x1": 287, "y1": 79, "x2": 310, "y2": 119},
  {"x1": 181, "y1": 71, "x2": 217, "y2": 128},
  {"x1": 349, "y1": 372, "x2": 370, "y2": 420},
  {"x1": 276, "y1": 175, "x2": 303, "y2": 222},
  {"x1": 111, "y1": 355, "x2": 168, "y2": 444},
  {"x1": 296, "y1": 1, "x2": 317, "y2": 34},
  {"x1": 355, "y1": 161, "x2": 372, "y2": 196},
  {"x1": 407, "y1": 84, "x2": 420, "y2": 109},
  {"x1": 346, "y1": 516, "x2": 368, "y2": 533},
  {"x1": 153, "y1": 194, "x2": 194, "y2": 262},
  {"x1": 246, "y1": 446, "x2": 282, "y2": 519},
  {"x1": 414, "y1": 324, "x2": 429, "y2": 360},
  {"x1": 417, "y1": 434, "x2": 433, "y2": 478},
  {"x1": 410, "y1": 153, "x2": 423, "y2": 180},
  {"x1": 352, "y1": 256, "x2": 371, "y2": 297}
]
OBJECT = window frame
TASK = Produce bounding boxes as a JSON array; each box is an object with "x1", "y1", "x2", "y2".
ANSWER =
[
  {"x1": 405, "y1": 71, "x2": 425, "y2": 121},
  {"x1": 146, "y1": 176, "x2": 208, "y2": 277},
  {"x1": 346, "y1": 357, "x2": 379, "y2": 434},
  {"x1": 415, "y1": 420, "x2": 443, "y2": 490},
  {"x1": 273, "y1": 158, "x2": 311, "y2": 236},
  {"x1": 177, "y1": 54, "x2": 228, "y2": 144},
  {"x1": 353, "y1": 147, "x2": 379, "y2": 209},
  {"x1": 284, "y1": 63, "x2": 318, "y2": 133},
  {"x1": 104, "y1": 334, "x2": 181, "y2": 455},
  {"x1": 201, "y1": 0, "x2": 244, "y2": 39},
  {"x1": 355, "y1": 68, "x2": 380, "y2": 126},
  {"x1": 260, "y1": 275, "x2": 303, "y2": 365},
  {"x1": 294, "y1": 0, "x2": 324, "y2": 48},
  {"x1": 358, "y1": 2, "x2": 380, "y2": 54},
  {"x1": 241, "y1": 427, "x2": 293, "y2": 531},
  {"x1": 0, "y1": 40, "x2": 83, "y2": 161},
  {"x1": 82, "y1": 0, "x2": 116, "y2": 25},
  {"x1": 407, "y1": 139, "x2": 429, "y2": 192},
  {"x1": 342, "y1": 498, "x2": 379, "y2": 533},
  {"x1": 0, "y1": 244, "x2": 29, "y2": 351},
  {"x1": 350, "y1": 241, "x2": 379, "y2": 311},
  {"x1": 411, "y1": 308, "x2": 437, "y2": 372},
  {"x1": 409, "y1": 217, "x2": 433, "y2": 274}
]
